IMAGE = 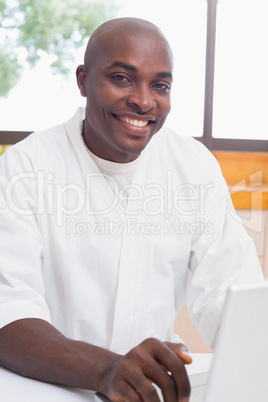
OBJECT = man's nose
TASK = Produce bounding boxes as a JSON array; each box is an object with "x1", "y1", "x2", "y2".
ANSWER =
[{"x1": 127, "y1": 84, "x2": 157, "y2": 112}]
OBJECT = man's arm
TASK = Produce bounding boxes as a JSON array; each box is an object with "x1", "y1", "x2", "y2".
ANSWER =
[{"x1": 0, "y1": 318, "x2": 192, "y2": 402}]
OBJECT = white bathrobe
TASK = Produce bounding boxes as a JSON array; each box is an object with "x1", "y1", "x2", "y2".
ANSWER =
[{"x1": 0, "y1": 108, "x2": 263, "y2": 359}]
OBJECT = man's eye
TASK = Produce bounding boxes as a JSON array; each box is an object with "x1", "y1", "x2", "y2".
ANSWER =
[
  {"x1": 154, "y1": 83, "x2": 170, "y2": 92},
  {"x1": 112, "y1": 75, "x2": 129, "y2": 82}
]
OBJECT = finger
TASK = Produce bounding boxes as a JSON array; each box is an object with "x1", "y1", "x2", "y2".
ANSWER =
[
  {"x1": 150, "y1": 356, "x2": 190, "y2": 402},
  {"x1": 105, "y1": 365, "x2": 143, "y2": 402},
  {"x1": 168, "y1": 361, "x2": 191, "y2": 402},
  {"x1": 109, "y1": 381, "x2": 143, "y2": 402},
  {"x1": 139, "y1": 359, "x2": 179, "y2": 402},
  {"x1": 151, "y1": 342, "x2": 191, "y2": 401},
  {"x1": 165, "y1": 342, "x2": 193, "y2": 365},
  {"x1": 128, "y1": 370, "x2": 162, "y2": 402},
  {"x1": 128, "y1": 347, "x2": 186, "y2": 402}
]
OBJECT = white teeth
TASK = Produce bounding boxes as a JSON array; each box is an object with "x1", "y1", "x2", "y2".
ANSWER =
[{"x1": 118, "y1": 116, "x2": 148, "y2": 127}]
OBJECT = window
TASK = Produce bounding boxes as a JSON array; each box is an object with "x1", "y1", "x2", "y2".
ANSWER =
[
  {"x1": 201, "y1": 0, "x2": 268, "y2": 151},
  {"x1": 213, "y1": 0, "x2": 268, "y2": 141}
]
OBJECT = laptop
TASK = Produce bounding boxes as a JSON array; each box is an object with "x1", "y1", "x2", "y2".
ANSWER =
[
  {"x1": 95, "y1": 280, "x2": 268, "y2": 402},
  {"x1": 191, "y1": 279, "x2": 268, "y2": 402}
]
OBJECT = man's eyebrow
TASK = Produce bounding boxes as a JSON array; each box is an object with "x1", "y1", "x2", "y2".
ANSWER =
[
  {"x1": 156, "y1": 72, "x2": 173, "y2": 81},
  {"x1": 106, "y1": 62, "x2": 137, "y2": 73},
  {"x1": 106, "y1": 62, "x2": 173, "y2": 80}
]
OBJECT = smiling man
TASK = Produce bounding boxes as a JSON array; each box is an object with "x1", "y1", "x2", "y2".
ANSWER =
[
  {"x1": 0, "y1": 17, "x2": 263, "y2": 402},
  {"x1": 77, "y1": 18, "x2": 173, "y2": 163}
]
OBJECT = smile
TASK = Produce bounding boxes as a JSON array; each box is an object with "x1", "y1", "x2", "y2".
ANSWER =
[{"x1": 115, "y1": 115, "x2": 152, "y2": 127}]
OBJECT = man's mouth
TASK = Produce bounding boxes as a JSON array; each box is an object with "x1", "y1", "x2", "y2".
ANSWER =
[{"x1": 114, "y1": 114, "x2": 154, "y2": 128}]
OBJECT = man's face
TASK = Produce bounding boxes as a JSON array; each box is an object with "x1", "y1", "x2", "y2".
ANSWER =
[{"x1": 78, "y1": 32, "x2": 173, "y2": 163}]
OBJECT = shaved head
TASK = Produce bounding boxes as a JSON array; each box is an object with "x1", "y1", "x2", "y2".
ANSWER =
[
  {"x1": 76, "y1": 17, "x2": 173, "y2": 162},
  {"x1": 84, "y1": 17, "x2": 173, "y2": 70}
]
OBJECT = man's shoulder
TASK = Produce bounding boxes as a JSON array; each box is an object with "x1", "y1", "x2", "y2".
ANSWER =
[
  {"x1": 1, "y1": 124, "x2": 64, "y2": 166},
  {"x1": 151, "y1": 126, "x2": 215, "y2": 166},
  {"x1": 2, "y1": 109, "x2": 82, "y2": 165},
  {"x1": 144, "y1": 126, "x2": 224, "y2": 185}
]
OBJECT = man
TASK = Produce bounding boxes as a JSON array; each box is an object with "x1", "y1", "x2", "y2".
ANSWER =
[{"x1": 0, "y1": 17, "x2": 263, "y2": 402}]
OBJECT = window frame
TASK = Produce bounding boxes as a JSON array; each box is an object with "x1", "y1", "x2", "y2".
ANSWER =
[
  {"x1": 199, "y1": 0, "x2": 268, "y2": 152},
  {"x1": 0, "y1": 0, "x2": 268, "y2": 151},
  {"x1": 0, "y1": 131, "x2": 29, "y2": 145}
]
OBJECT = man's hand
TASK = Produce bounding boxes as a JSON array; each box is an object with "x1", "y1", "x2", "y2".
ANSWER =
[
  {"x1": 102, "y1": 338, "x2": 192, "y2": 402},
  {"x1": 0, "y1": 320, "x2": 191, "y2": 401}
]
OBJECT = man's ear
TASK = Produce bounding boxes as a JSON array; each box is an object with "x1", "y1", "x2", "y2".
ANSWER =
[{"x1": 76, "y1": 65, "x2": 87, "y2": 97}]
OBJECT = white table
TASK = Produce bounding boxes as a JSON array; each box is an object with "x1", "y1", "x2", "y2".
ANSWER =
[{"x1": 0, "y1": 353, "x2": 213, "y2": 402}]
